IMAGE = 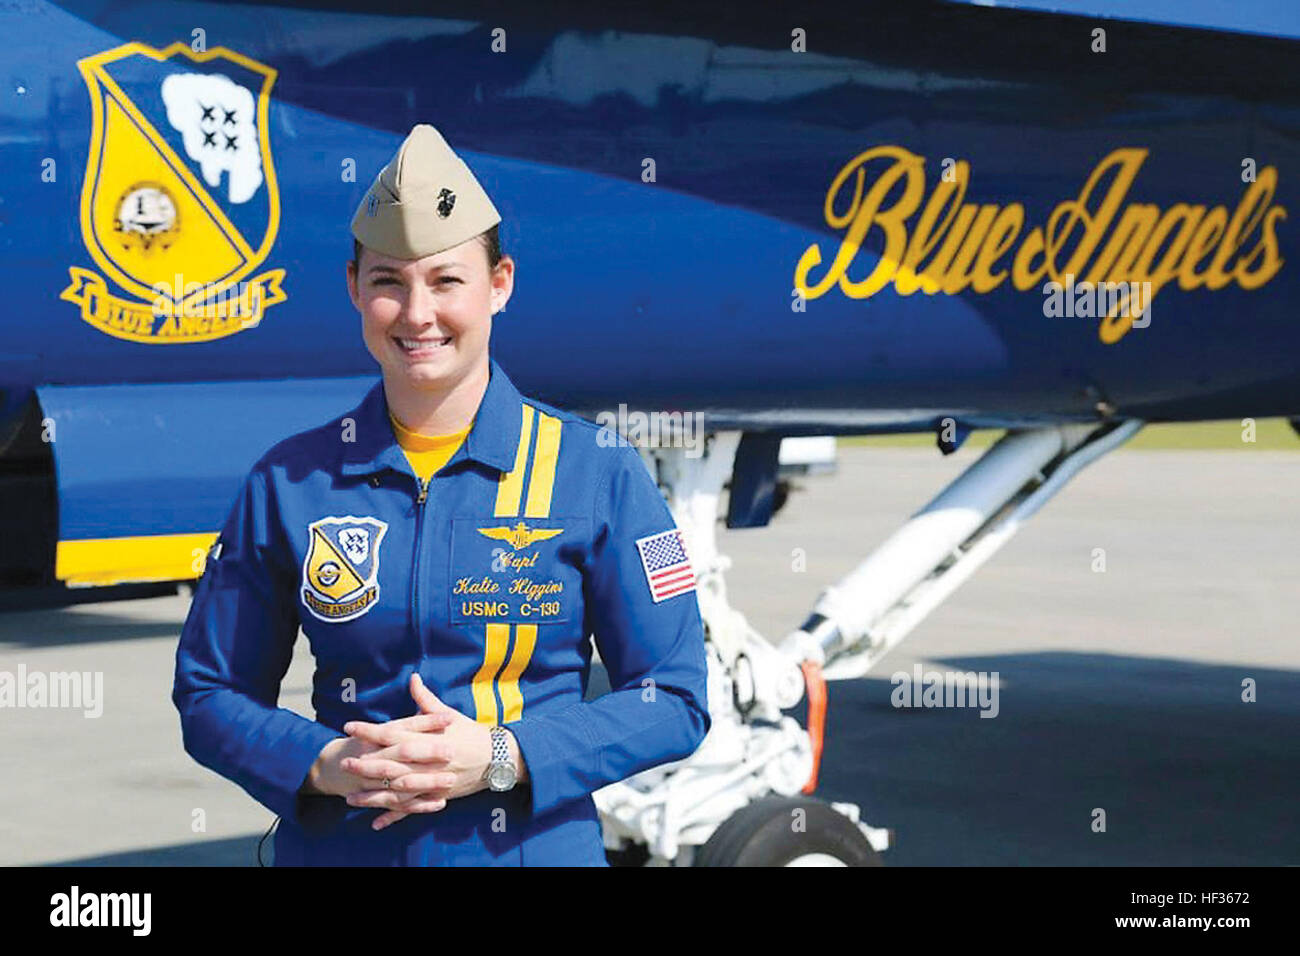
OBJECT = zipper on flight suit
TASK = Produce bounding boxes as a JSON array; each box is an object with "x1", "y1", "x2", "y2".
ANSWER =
[{"x1": 412, "y1": 474, "x2": 431, "y2": 646}]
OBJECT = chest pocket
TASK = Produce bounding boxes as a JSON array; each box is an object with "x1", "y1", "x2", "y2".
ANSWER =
[{"x1": 449, "y1": 516, "x2": 590, "y2": 625}]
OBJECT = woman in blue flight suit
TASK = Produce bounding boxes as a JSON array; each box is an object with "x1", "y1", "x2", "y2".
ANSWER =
[{"x1": 172, "y1": 124, "x2": 711, "y2": 866}]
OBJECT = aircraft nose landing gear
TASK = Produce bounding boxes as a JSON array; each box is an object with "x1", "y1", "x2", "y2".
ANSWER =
[{"x1": 694, "y1": 796, "x2": 884, "y2": 867}]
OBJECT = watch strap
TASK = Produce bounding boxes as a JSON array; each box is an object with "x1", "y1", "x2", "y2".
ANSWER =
[{"x1": 489, "y1": 724, "x2": 510, "y2": 766}]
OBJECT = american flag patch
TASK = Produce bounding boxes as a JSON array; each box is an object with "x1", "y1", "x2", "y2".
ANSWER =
[{"x1": 635, "y1": 529, "x2": 696, "y2": 603}]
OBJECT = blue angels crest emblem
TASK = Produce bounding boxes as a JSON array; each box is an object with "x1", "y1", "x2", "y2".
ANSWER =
[
  {"x1": 60, "y1": 41, "x2": 287, "y2": 344},
  {"x1": 301, "y1": 516, "x2": 388, "y2": 623}
]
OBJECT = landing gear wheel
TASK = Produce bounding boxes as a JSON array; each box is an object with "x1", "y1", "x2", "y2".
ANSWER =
[{"x1": 694, "y1": 796, "x2": 883, "y2": 867}]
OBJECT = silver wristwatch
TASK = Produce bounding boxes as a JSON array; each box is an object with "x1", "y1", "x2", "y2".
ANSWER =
[{"x1": 483, "y1": 724, "x2": 517, "y2": 792}]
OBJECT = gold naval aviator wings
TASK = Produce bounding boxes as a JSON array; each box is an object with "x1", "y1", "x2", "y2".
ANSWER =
[{"x1": 477, "y1": 522, "x2": 565, "y2": 551}]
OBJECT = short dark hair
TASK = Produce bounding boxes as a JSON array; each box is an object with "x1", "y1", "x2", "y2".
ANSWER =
[{"x1": 351, "y1": 224, "x2": 502, "y2": 272}]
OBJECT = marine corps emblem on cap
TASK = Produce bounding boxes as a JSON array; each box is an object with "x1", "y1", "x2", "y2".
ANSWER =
[{"x1": 350, "y1": 124, "x2": 499, "y2": 260}]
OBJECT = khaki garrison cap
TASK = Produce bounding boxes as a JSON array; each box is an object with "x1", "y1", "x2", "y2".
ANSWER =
[{"x1": 350, "y1": 124, "x2": 501, "y2": 260}]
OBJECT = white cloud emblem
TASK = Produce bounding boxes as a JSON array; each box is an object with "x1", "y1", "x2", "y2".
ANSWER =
[
  {"x1": 338, "y1": 528, "x2": 370, "y2": 565},
  {"x1": 160, "y1": 72, "x2": 264, "y2": 204}
]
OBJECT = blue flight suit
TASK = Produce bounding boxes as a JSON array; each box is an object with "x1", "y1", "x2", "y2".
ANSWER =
[{"x1": 172, "y1": 356, "x2": 711, "y2": 865}]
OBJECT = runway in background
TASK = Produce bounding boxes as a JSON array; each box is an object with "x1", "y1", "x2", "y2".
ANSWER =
[{"x1": 2, "y1": 445, "x2": 1295, "y2": 865}]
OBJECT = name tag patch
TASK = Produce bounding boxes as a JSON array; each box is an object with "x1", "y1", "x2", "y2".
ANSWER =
[{"x1": 449, "y1": 517, "x2": 588, "y2": 624}]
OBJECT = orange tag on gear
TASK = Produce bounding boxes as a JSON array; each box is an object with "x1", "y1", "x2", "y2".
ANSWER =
[{"x1": 800, "y1": 659, "x2": 827, "y2": 794}]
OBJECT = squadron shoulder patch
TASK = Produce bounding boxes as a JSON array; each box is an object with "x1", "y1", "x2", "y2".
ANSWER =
[
  {"x1": 635, "y1": 529, "x2": 696, "y2": 603},
  {"x1": 301, "y1": 516, "x2": 388, "y2": 623}
]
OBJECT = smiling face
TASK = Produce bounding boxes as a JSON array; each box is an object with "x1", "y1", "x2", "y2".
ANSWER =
[{"x1": 347, "y1": 235, "x2": 513, "y2": 403}]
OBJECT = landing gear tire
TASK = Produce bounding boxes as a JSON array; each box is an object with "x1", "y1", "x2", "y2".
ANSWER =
[{"x1": 694, "y1": 796, "x2": 883, "y2": 867}]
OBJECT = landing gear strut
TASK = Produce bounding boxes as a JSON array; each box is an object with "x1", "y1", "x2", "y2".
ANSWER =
[{"x1": 595, "y1": 420, "x2": 1142, "y2": 865}]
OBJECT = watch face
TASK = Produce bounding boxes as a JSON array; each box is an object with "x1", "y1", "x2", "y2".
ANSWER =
[{"x1": 488, "y1": 763, "x2": 516, "y2": 791}]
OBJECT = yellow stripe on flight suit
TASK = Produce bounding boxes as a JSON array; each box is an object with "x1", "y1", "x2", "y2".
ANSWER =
[
  {"x1": 471, "y1": 624, "x2": 512, "y2": 723},
  {"x1": 471, "y1": 404, "x2": 562, "y2": 724},
  {"x1": 497, "y1": 624, "x2": 538, "y2": 723},
  {"x1": 493, "y1": 404, "x2": 534, "y2": 518},
  {"x1": 523, "y1": 412, "x2": 562, "y2": 518}
]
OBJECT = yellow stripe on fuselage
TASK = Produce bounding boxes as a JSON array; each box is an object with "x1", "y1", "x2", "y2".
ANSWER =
[{"x1": 55, "y1": 532, "x2": 219, "y2": 586}]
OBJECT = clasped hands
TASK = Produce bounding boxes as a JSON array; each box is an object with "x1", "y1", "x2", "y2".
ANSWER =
[{"x1": 305, "y1": 673, "x2": 524, "y2": 831}]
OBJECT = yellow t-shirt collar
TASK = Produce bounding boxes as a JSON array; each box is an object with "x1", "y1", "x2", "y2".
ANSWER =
[{"x1": 388, "y1": 410, "x2": 474, "y2": 452}]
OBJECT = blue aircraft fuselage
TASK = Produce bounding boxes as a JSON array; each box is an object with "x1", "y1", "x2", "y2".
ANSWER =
[{"x1": 0, "y1": 0, "x2": 1296, "y2": 587}]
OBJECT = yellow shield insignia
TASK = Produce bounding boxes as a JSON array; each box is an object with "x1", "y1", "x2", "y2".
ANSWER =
[
  {"x1": 60, "y1": 41, "x2": 287, "y2": 344},
  {"x1": 301, "y1": 516, "x2": 389, "y2": 623}
]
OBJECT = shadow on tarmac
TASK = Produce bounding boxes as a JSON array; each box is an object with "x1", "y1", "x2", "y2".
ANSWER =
[
  {"x1": 50, "y1": 835, "x2": 267, "y2": 867},
  {"x1": 805, "y1": 651, "x2": 1298, "y2": 866},
  {"x1": 43, "y1": 651, "x2": 1299, "y2": 866}
]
